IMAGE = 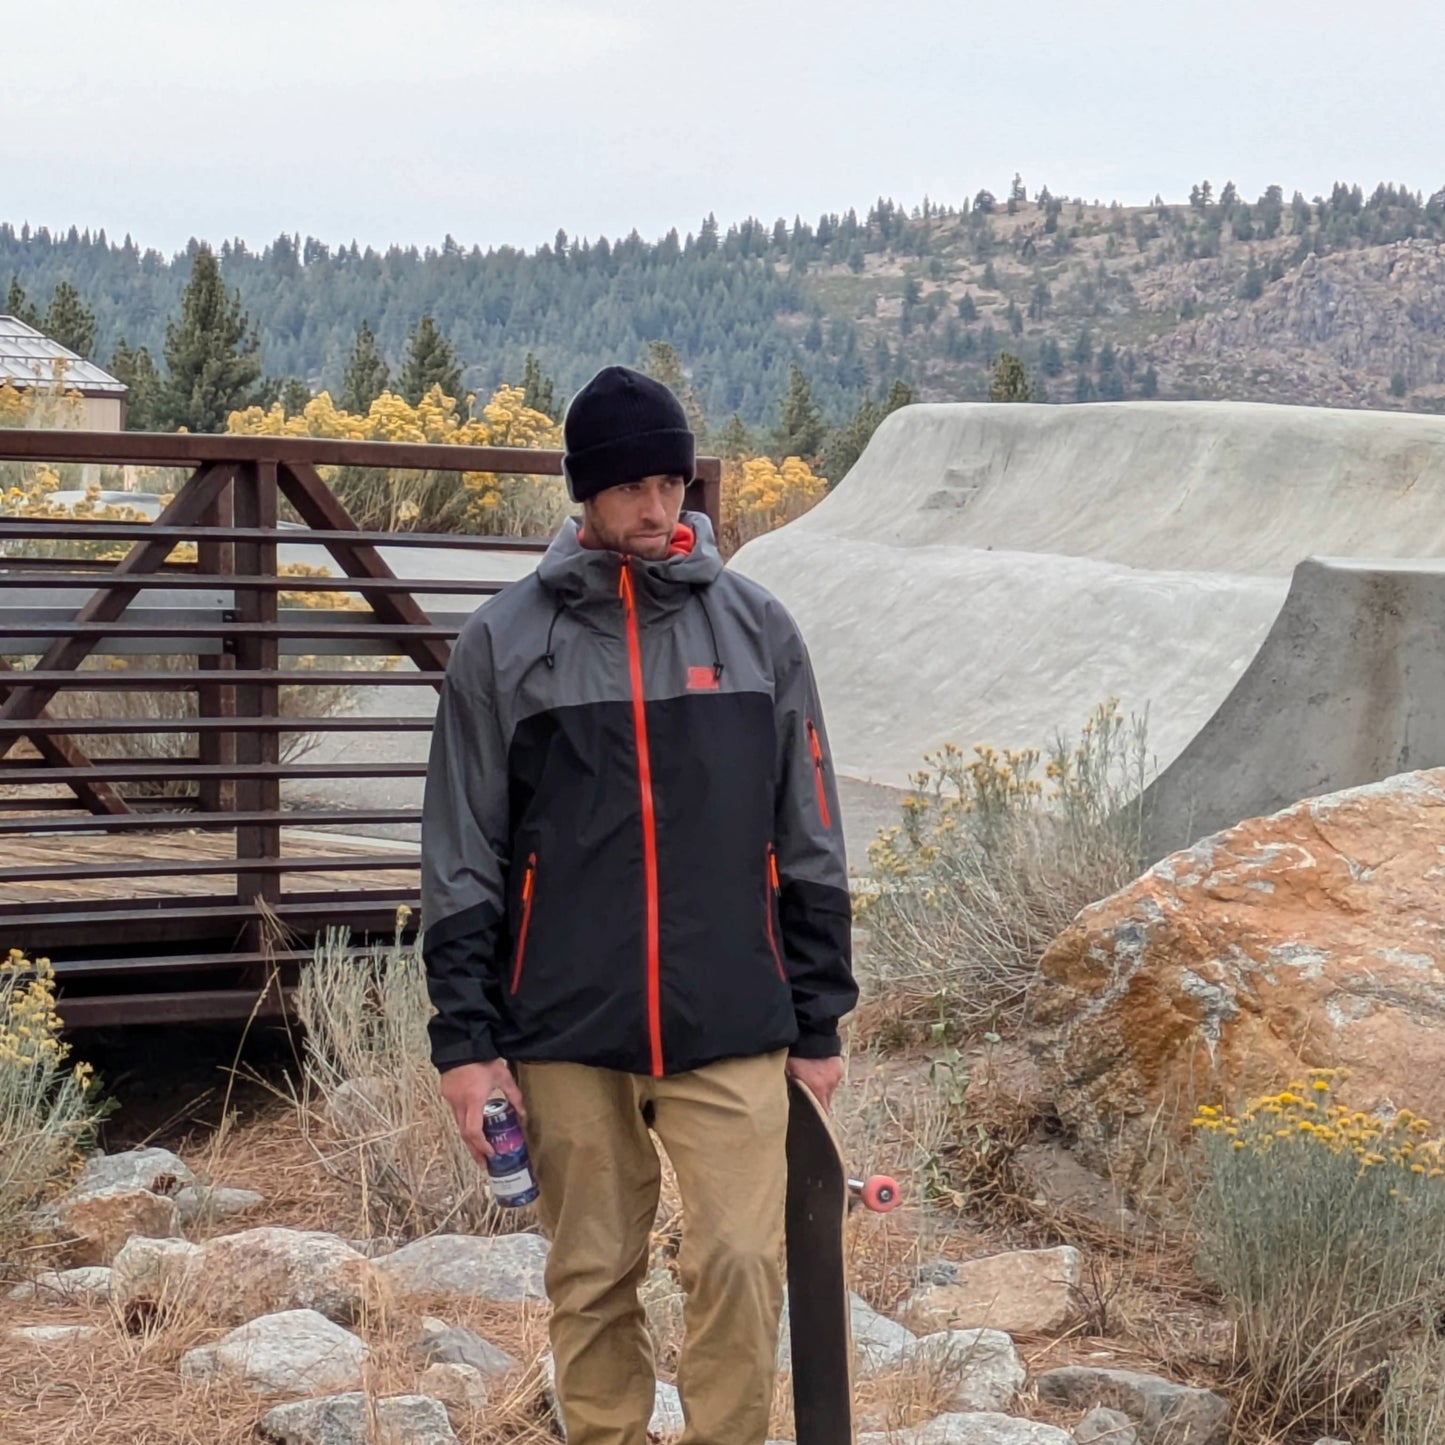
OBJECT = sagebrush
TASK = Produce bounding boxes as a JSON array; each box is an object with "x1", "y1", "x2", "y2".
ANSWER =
[
  {"x1": 860, "y1": 699, "x2": 1150, "y2": 1038},
  {"x1": 294, "y1": 923, "x2": 506, "y2": 1238}
]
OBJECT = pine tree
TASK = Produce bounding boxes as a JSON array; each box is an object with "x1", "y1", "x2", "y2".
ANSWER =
[
  {"x1": 280, "y1": 377, "x2": 312, "y2": 416},
  {"x1": 641, "y1": 340, "x2": 709, "y2": 441},
  {"x1": 158, "y1": 246, "x2": 264, "y2": 432},
  {"x1": 108, "y1": 339, "x2": 161, "y2": 431},
  {"x1": 341, "y1": 321, "x2": 390, "y2": 412},
  {"x1": 5, "y1": 277, "x2": 41, "y2": 329},
  {"x1": 715, "y1": 413, "x2": 753, "y2": 459},
  {"x1": 1040, "y1": 338, "x2": 1064, "y2": 377},
  {"x1": 399, "y1": 315, "x2": 462, "y2": 404},
  {"x1": 1140, "y1": 366, "x2": 1159, "y2": 399},
  {"x1": 771, "y1": 364, "x2": 826, "y2": 461},
  {"x1": 1072, "y1": 327, "x2": 1094, "y2": 368},
  {"x1": 521, "y1": 352, "x2": 558, "y2": 419},
  {"x1": 43, "y1": 281, "x2": 97, "y2": 358},
  {"x1": 957, "y1": 293, "x2": 978, "y2": 323},
  {"x1": 988, "y1": 352, "x2": 1032, "y2": 402}
]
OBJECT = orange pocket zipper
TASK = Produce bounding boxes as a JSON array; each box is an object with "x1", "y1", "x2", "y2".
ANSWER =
[{"x1": 509, "y1": 853, "x2": 538, "y2": 995}]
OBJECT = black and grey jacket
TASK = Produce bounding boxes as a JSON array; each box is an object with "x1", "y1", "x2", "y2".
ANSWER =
[{"x1": 420, "y1": 512, "x2": 856, "y2": 1078}]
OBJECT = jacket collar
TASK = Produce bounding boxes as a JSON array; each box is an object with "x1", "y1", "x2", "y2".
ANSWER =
[{"x1": 536, "y1": 510, "x2": 724, "y2": 616}]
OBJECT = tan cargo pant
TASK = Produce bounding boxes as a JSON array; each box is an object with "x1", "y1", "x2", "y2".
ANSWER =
[{"x1": 517, "y1": 1050, "x2": 788, "y2": 1445}]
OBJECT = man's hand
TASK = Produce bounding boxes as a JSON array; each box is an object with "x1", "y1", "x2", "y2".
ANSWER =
[
  {"x1": 438, "y1": 1059, "x2": 525, "y2": 1166},
  {"x1": 786, "y1": 1055, "x2": 845, "y2": 1112}
]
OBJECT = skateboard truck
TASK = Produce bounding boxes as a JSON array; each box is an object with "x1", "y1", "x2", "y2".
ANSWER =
[{"x1": 847, "y1": 1173, "x2": 901, "y2": 1213}]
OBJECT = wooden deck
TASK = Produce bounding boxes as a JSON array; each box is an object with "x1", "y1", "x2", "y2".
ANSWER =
[{"x1": 0, "y1": 827, "x2": 419, "y2": 906}]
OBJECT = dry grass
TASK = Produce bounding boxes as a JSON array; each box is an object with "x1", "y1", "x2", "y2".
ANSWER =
[{"x1": 0, "y1": 1277, "x2": 555, "y2": 1445}]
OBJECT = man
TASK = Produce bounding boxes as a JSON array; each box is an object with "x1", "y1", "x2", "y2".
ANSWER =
[{"x1": 422, "y1": 364, "x2": 856, "y2": 1445}]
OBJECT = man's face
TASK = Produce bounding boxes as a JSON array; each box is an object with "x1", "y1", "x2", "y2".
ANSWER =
[{"x1": 581, "y1": 474, "x2": 687, "y2": 560}]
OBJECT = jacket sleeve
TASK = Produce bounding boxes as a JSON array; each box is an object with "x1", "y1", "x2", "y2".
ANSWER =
[
  {"x1": 771, "y1": 606, "x2": 858, "y2": 1058},
  {"x1": 421, "y1": 628, "x2": 511, "y2": 1072}
]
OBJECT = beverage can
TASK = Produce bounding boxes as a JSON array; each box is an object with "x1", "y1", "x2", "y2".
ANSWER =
[{"x1": 481, "y1": 1097, "x2": 540, "y2": 1208}]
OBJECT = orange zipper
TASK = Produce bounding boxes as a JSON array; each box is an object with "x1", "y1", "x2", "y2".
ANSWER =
[
  {"x1": 765, "y1": 845, "x2": 786, "y2": 982},
  {"x1": 806, "y1": 719, "x2": 833, "y2": 830},
  {"x1": 619, "y1": 561, "x2": 664, "y2": 1076},
  {"x1": 509, "y1": 853, "x2": 537, "y2": 995}
]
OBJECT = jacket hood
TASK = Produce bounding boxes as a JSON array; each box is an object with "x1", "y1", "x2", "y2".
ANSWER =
[{"x1": 536, "y1": 510, "x2": 724, "y2": 611}]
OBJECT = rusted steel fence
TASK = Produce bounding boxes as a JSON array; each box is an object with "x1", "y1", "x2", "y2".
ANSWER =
[{"x1": 0, "y1": 429, "x2": 721, "y2": 1025}]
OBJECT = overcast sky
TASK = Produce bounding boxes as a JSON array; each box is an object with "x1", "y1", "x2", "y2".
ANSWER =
[{"x1": 7, "y1": 0, "x2": 1442, "y2": 257}]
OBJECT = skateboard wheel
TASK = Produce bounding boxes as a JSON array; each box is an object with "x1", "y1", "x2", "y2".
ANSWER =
[{"x1": 859, "y1": 1175, "x2": 900, "y2": 1213}]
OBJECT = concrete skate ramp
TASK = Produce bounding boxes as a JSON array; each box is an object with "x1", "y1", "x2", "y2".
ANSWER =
[
  {"x1": 1142, "y1": 557, "x2": 1445, "y2": 859},
  {"x1": 730, "y1": 402, "x2": 1445, "y2": 820}
]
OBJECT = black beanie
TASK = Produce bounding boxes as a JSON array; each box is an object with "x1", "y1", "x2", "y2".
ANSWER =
[{"x1": 562, "y1": 365, "x2": 696, "y2": 503}]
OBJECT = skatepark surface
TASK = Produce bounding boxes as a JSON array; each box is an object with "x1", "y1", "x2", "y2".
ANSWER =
[{"x1": 730, "y1": 401, "x2": 1445, "y2": 857}]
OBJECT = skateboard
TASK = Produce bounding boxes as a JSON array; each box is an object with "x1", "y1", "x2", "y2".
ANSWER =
[{"x1": 784, "y1": 1077, "x2": 901, "y2": 1445}]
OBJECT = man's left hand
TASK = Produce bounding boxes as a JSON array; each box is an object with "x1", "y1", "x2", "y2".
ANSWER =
[{"x1": 786, "y1": 1054, "x2": 844, "y2": 1112}]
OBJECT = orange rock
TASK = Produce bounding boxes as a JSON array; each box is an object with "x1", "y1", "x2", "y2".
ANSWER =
[{"x1": 1027, "y1": 770, "x2": 1445, "y2": 1198}]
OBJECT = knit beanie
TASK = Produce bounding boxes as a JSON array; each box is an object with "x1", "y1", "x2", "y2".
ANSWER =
[{"x1": 562, "y1": 365, "x2": 696, "y2": 502}]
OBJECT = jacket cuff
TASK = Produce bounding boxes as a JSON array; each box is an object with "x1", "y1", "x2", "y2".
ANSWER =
[
  {"x1": 430, "y1": 1032, "x2": 500, "y2": 1073},
  {"x1": 788, "y1": 1027, "x2": 842, "y2": 1060}
]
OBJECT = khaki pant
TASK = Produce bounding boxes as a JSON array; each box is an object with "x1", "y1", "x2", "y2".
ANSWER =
[{"x1": 517, "y1": 1051, "x2": 789, "y2": 1445}]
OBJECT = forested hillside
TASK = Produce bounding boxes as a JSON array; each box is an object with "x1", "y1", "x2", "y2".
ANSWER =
[{"x1": 4, "y1": 177, "x2": 1444, "y2": 439}]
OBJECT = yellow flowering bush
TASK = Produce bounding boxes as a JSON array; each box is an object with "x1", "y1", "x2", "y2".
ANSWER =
[
  {"x1": 0, "y1": 949, "x2": 102, "y2": 1245},
  {"x1": 227, "y1": 384, "x2": 569, "y2": 536},
  {"x1": 718, "y1": 455, "x2": 827, "y2": 554},
  {"x1": 860, "y1": 701, "x2": 1149, "y2": 1037},
  {"x1": 1193, "y1": 1073, "x2": 1445, "y2": 1435}
]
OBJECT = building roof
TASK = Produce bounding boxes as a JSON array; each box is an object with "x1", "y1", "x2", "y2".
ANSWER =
[{"x1": 0, "y1": 315, "x2": 128, "y2": 396}]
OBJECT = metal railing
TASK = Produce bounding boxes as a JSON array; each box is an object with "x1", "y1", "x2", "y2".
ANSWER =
[{"x1": 0, "y1": 428, "x2": 721, "y2": 1024}]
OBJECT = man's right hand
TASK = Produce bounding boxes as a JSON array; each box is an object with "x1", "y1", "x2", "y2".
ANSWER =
[{"x1": 438, "y1": 1059, "x2": 525, "y2": 1166}]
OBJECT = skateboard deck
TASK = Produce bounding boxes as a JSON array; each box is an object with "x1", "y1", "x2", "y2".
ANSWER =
[{"x1": 784, "y1": 1076, "x2": 856, "y2": 1445}]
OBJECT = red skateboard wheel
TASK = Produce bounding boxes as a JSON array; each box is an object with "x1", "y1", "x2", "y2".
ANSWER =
[{"x1": 859, "y1": 1175, "x2": 900, "y2": 1213}]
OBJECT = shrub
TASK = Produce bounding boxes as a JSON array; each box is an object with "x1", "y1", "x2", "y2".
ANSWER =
[
  {"x1": 1193, "y1": 1074, "x2": 1445, "y2": 1435},
  {"x1": 0, "y1": 949, "x2": 102, "y2": 1247},
  {"x1": 717, "y1": 454, "x2": 828, "y2": 555},
  {"x1": 860, "y1": 700, "x2": 1149, "y2": 1038},
  {"x1": 294, "y1": 921, "x2": 506, "y2": 1238}
]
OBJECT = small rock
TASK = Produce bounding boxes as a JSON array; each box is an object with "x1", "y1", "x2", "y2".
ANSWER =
[
  {"x1": 258, "y1": 1392, "x2": 458, "y2": 1444},
  {"x1": 73, "y1": 1146, "x2": 194, "y2": 1197},
  {"x1": 1075, "y1": 1407, "x2": 1140, "y2": 1443},
  {"x1": 7, "y1": 1266, "x2": 112, "y2": 1303},
  {"x1": 418, "y1": 1362, "x2": 489, "y2": 1413},
  {"x1": 173, "y1": 1185, "x2": 265, "y2": 1224},
  {"x1": 916, "y1": 1259, "x2": 961, "y2": 1287},
  {"x1": 891, "y1": 1329, "x2": 1025, "y2": 1413},
  {"x1": 537, "y1": 1351, "x2": 682, "y2": 1439},
  {"x1": 373, "y1": 1232, "x2": 549, "y2": 1303},
  {"x1": 411, "y1": 1316, "x2": 518, "y2": 1378},
  {"x1": 112, "y1": 1228, "x2": 376, "y2": 1326},
  {"x1": 777, "y1": 1289, "x2": 915, "y2": 1375},
  {"x1": 180, "y1": 1309, "x2": 367, "y2": 1397},
  {"x1": 859, "y1": 1413, "x2": 1073, "y2": 1445},
  {"x1": 109, "y1": 1236, "x2": 203, "y2": 1324},
  {"x1": 343, "y1": 1237, "x2": 402, "y2": 1258},
  {"x1": 1310, "y1": 1439, "x2": 1352, "y2": 1445},
  {"x1": 10, "y1": 1324, "x2": 102, "y2": 1345},
  {"x1": 55, "y1": 1185, "x2": 181, "y2": 1266},
  {"x1": 903, "y1": 1247, "x2": 1082, "y2": 1336},
  {"x1": 1012, "y1": 1143, "x2": 1140, "y2": 1234},
  {"x1": 1037, "y1": 1367, "x2": 1229, "y2": 1445}
]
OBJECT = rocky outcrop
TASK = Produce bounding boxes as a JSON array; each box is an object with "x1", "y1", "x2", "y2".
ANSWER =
[
  {"x1": 1150, "y1": 239, "x2": 1445, "y2": 408},
  {"x1": 1029, "y1": 771, "x2": 1445, "y2": 1193}
]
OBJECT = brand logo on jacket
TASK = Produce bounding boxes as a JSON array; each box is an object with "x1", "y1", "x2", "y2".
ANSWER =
[{"x1": 686, "y1": 666, "x2": 721, "y2": 692}]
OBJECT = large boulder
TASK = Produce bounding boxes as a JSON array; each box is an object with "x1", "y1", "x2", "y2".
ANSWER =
[
  {"x1": 258, "y1": 1392, "x2": 460, "y2": 1445},
  {"x1": 1028, "y1": 770, "x2": 1445, "y2": 1193},
  {"x1": 72, "y1": 1146, "x2": 194, "y2": 1197},
  {"x1": 111, "y1": 1228, "x2": 376, "y2": 1326},
  {"x1": 373, "y1": 1233, "x2": 549, "y2": 1304},
  {"x1": 858, "y1": 1416, "x2": 1073, "y2": 1445},
  {"x1": 53, "y1": 1185, "x2": 180, "y2": 1265},
  {"x1": 1036, "y1": 1366, "x2": 1229, "y2": 1445},
  {"x1": 902, "y1": 1247, "x2": 1081, "y2": 1336},
  {"x1": 179, "y1": 1309, "x2": 367, "y2": 1396}
]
